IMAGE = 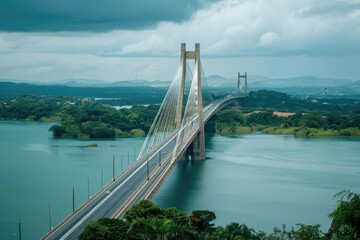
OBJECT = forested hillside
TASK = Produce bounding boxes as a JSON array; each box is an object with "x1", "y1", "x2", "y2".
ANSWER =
[
  {"x1": 0, "y1": 95, "x2": 158, "y2": 138},
  {"x1": 0, "y1": 82, "x2": 167, "y2": 105},
  {"x1": 1, "y1": 90, "x2": 359, "y2": 138},
  {"x1": 240, "y1": 90, "x2": 360, "y2": 113},
  {"x1": 217, "y1": 90, "x2": 360, "y2": 136}
]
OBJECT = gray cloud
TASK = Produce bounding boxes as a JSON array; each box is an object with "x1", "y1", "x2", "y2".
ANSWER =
[
  {"x1": 0, "y1": 0, "x2": 218, "y2": 32},
  {"x1": 299, "y1": 1, "x2": 360, "y2": 17},
  {"x1": 1, "y1": 0, "x2": 360, "y2": 82}
]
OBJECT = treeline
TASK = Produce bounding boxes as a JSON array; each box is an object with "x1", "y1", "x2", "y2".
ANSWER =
[
  {"x1": 240, "y1": 90, "x2": 360, "y2": 113},
  {"x1": 0, "y1": 82, "x2": 168, "y2": 104},
  {"x1": 216, "y1": 90, "x2": 360, "y2": 136},
  {"x1": 216, "y1": 109, "x2": 360, "y2": 136},
  {"x1": 0, "y1": 95, "x2": 158, "y2": 138},
  {"x1": 78, "y1": 190, "x2": 360, "y2": 240},
  {"x1": 0, "y1": 95, "x2": 61, "y2": 121},
  {"x1": 216, "y1": 107, "x2": 359, "y2": 132},
  {"x1": 49, "y1": 104, "x2": 158, "y2": 138},
  {"x1": 1, "y1": 90, "x2": 359, "y2": 138}
]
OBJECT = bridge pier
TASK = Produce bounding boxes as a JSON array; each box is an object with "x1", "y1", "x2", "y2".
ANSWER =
[{"x1": 191, "y1": 132, "x2": 205, "y2": 160}]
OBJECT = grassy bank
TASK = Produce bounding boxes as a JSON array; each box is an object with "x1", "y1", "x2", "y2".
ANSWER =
[{"x1": 217, "y1": 123, "x2": 360, "y2": 137}]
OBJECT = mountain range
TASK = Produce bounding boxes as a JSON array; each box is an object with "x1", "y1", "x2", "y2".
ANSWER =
[
  {"x1": 205, "y1": 75, "x2": 359, "y2": 88},
  {"x1": 0, "y1": 75, "x2": 359, "y2": 98},
  {"x1": 1, "y1": 75, "x2": 358, "y2": 88}
]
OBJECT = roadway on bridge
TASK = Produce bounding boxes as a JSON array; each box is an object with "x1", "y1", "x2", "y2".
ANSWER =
[{"x1": 43, "y1": 132, "x2": 177, "y2": 239}]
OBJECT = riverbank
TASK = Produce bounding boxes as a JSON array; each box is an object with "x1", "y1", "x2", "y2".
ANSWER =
[
  {"x1": 216, "y1": 124, "x2": 360, "y2": 137},
  {"x1": 0, "y1": 95, "x2": 155, "y2": 139}
]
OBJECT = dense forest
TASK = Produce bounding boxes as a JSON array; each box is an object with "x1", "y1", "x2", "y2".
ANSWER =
[
  {"x1": 216, "y1": 107, "x2": 360, "y2": 136},
  {"x1": 216, "y1": 90, "x2": 360, "y2": 136},
  {"x1": 78, "y1": 190, "x2": 360, "y2": 240},
  {"x1": 0, "y1": 90, "x2": 359, "y2": 138},
  {"x1": 0, "y1": 82, "x2": 168, "y2": 104},
  {"x1": 239, "y1": 90, "x2": 360, "y2": 113},
  {"x1": 0, "y1": 95, "x2": 158, "y2": 138}
]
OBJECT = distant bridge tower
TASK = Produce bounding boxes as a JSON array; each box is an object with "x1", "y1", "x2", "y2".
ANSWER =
[
  {"x1": 238, "y1": 72, "x2": 248, "y2": 94},
  {"x1": 175, "y1": 43, "x2": 205, "y2": 160}
]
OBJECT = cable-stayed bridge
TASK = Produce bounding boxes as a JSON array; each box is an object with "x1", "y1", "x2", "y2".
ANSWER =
[{"x1": 42, "y1": 43, "x2": 248, "y2": 240}]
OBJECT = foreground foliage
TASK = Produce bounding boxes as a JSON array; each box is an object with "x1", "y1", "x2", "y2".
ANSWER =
[
  {"x1": 328, "y1": 190, "x2": 360, "y2": 239},
  {"x1": 79, "y1": 191, "x2": 360, "y2": 240}
]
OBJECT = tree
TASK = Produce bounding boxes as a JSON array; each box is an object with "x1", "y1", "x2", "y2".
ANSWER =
[
  {"x1": 290, "y1": 224, "x2": 325, "y2": 240},
  {"x1": 78, "y1": 194, "x2": 360, "y2": 240},
  {"x1": 210, "y1": 222, "x2": 256, "y2": 240},
  {"x1": 49, "y1": 125, "x2": 64, "y2": 137},
  {"x1": 169, "y1": 222, "x2": 197, "y2": 240},
  {"x1": 328, "y1": 190, "x2": 360, "y2": 239},
  {"x1": 190, "y1": 210, "x2": 216, "y2": 233},
  {"x1": 163, "y1": 207, "x2": 189, "y2": 226},
  {"x1": 98, "y1": 218, "x2": 129, "y2": 240},
  {"x1": 78, "y1": 221, "x2": 107, "y2": 240},
  {"x1": 124, "y1": 200, "x2": 162, "y2": 222},
  {"x1": 89, "y1": 126, "x2": 115, "y2": 138},
  {"x1": 127, "y1": 217, "x2": 174, "y2": 240}
]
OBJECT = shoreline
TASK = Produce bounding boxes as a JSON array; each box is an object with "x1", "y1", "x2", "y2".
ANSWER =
[
  {"x1": 2, "y1": 120, "x2": 359, "y2": 138},
  {"x1": 216, "y1": 125, "x2": 360, "y2": 137}
]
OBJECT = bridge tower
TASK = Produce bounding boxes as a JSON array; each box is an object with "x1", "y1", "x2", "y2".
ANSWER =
[
  {"x1": 238, "y1": 72, "x2": 248, "y2": 94},
  {"x1": 175, "y1": 43, "x2": 205, "y2": 160},
  {"x1": 175, "y1": 43, "x2": 186, "y2": 129}
]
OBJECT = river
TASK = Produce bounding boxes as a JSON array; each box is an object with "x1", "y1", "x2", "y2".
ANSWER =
[{"x1": 0, "y1": 121, "x2": 359, "y2": 239}]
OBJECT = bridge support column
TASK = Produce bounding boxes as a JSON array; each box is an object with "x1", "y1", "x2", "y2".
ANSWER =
[
  {"x1": 175, "y1": 43, "x2": 186, "y2": 129},
  {"x1": 176, "y1": 43, "x2": 206, "y2": 160},
  {"x1": 238, "y1": 72, "x2": 248, "y2": 94},
  {"x1": 192, "y1": 132, "x2": 205, "y2": 160},
  {"x1": 194, "y1": 43, "x2": 205, "y2": 160}
]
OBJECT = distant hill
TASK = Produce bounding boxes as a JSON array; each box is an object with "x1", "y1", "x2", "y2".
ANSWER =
[
  {"x1": 1, "y1": 75, "x2": 359, "y2": 98},
  {"x1": 351, "y1": 80, "x2": 360, "y2": 86},
  {"x1": 204, "y1": 75, "x2": 356, "y2": 88},
  {"x1": 253, "y1": 76, "x2": 353, "y2": 88},
  {"x1": 0, "y1": 82, "x2": 169, "y2": 104},
  {"x1": 203, "y1": 75, "x2": 359, "y2": 98},
  {"x1": 1, "y1": 75, "x2": 356, "y2": 88}
]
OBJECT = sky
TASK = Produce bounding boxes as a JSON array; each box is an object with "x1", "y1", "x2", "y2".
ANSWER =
[{"x1": 0, "y1": 0, "x2": 359, "y2": 82}]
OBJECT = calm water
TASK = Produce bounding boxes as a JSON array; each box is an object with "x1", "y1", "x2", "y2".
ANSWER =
[
  {"x1": 0, "y1": 122, "x2": 359, "y2": 239},
  {"x1": 154, "y1": 133, "x2": 360, "y2": 232},
  {"x1": 0, "y1": 121, "x2": 144, "y2": 240}
]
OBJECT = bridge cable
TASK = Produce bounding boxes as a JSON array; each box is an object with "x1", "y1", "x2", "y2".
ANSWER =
[{"x1": 138, "y1": 62, "x2": 183, "y2": 159}]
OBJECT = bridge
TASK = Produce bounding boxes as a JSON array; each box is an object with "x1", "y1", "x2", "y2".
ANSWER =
[{"x1": 42, "y1": 43, "x2": 248, "y2": 240}]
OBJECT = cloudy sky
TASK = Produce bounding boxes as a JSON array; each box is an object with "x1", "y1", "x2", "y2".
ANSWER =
[{"x1": 0, "y1": 0, "x2": 359, "y2": 82}]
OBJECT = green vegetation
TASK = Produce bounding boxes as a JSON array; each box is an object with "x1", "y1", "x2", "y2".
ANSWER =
[
  {"x1": 216, "y1": 90, "x2": 360, "y2": 136},
  {"x1": 79, "y1": 191, "x2": 360, "y2": 240},
  {"x1": 0, "y1": 95, "x2": 158, "y2": 138},
  {"x1": 328, "y1": 190, "x2": 360, "y2": 239},
  {"x1": 240, "y1": 90, "x2": 360, "y2": 113},
  {"x1": 216, "y1": 109, "x2": 360, "y2": 136},
  {"x1": 0, "y1": 82, "x2": 168, "y2": 104},
  {"x1": 1, "y1": 90, "x2": 359, "y2": 138}
]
